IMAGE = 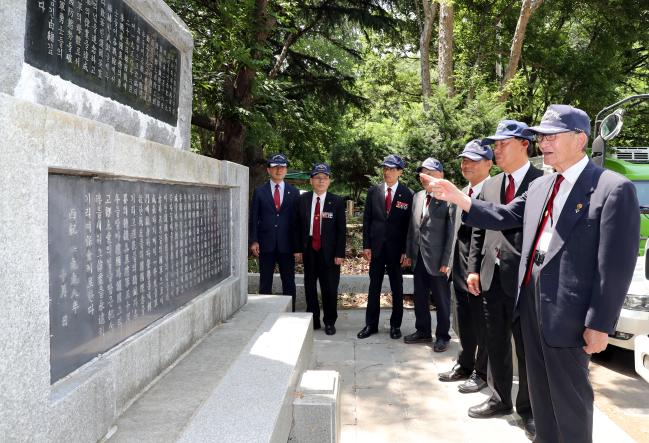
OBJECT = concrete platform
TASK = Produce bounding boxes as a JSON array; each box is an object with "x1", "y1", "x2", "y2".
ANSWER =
[
  {"x1": 108, "y1": 295, "x2": 309, "y2": 443},
  {"x1": 314, "y1": 309, "x2": 637, "y2": 443}
]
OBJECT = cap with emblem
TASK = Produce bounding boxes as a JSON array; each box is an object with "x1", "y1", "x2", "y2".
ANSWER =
[
  {"x1": 483, "y1": 120, "x2": 534, "y2": 144},
  {"x1": 310, "y1": 162, "x2": 331, "y2": 177},
  {"x1": 523, "y1": 105, "x2": 591, "y2": 137},
  {"x1": 267, "y1": 153, "x2": 289, "y2": 167},
  {"x1": 458, "y1": 139, "x2": 493, "y2": 161},
  {"x1": 416, "y1": 157, "x2": 443, "y2": 173},
  {"x1": 380, "y1": 154, "x2": 405, "y2": 170}
]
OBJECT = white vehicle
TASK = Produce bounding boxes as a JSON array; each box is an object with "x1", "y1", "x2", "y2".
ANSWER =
[{"x1": 635, "y1": 334, "x2": 649, "y2": 383}]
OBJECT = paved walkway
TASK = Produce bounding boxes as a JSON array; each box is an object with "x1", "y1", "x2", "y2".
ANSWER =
[{"x1": 312, "y1": 308, "x2": 637, "y2": 443}]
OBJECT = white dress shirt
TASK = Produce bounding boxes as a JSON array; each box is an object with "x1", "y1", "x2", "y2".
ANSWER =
[
  {"x1": 269, "y1": 180, "x2": 285, "y2": 204},
  {"x1": 537, "y1": 155, "x2": 589, "y2": 252},
  {"x1": 507, "y1": 161, "x2": 531, "y2": 194}
]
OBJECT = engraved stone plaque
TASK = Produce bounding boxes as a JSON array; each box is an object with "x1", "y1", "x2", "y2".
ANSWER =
[
  {"x1": 25, "y1": 0, "x2": 181, "y2": 125},
  {"x1": 48, "y1": 174, "x2": 231, "y2": 383}
]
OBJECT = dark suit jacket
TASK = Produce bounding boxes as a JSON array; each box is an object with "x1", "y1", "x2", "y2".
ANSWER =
[
  {"x1": 362, "y1": 182, "x2": 413, "y2": 259},
  {"x1": 470, "y1": 165, "x2": 543, "y2": 297},
  {"x1": 249, "y1": 181, "x2": 300, "y2": 254},
  {"x1": 464, "y1": 160, "x2": 640, "y2": 347},
  {"x1": 294, "y1": 191, "x2": 347, "y2": 264},
  {"x1": 449, "y1": 186, "x2": 478, "y2": 293},
  {"x1": 406, "y1": 190, "x2": 454, "y2": 276}
]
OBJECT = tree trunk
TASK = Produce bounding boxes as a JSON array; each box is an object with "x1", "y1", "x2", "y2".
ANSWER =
[
  {"x1": 499, "y1": 0, "x2": 544, "y2": 101},
  {"x1": 438, "y1": 0, "x2": 454, "y2": 96},
  {"x1": 212, "y1": 0, "x2": 274, "y2": 174},
  {"x1": 420, "y1": 0, "x2": 437, "y2": 110}
]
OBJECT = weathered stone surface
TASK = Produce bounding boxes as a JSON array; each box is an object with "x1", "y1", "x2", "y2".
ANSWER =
[
  {"x1": 293, "y1": 370, "x2": 341, "y2": 443},
  {"x1": 1, "y1": 0, "x2": 193, "y2": 149}
]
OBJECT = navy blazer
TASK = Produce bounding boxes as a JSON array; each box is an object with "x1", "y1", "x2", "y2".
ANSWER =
[
  {"x1": 464, "y1": 160, "x2": 639, "y2": 347},
  {"x1": 249, "y1": 181, "x2": 300, "y2": 254},
  {"x1": 293, "y1": 192, "x2": 347, "y2": 264},
  {"x1": 362, "y1": 182, "x2": 413, "y2": 259}
]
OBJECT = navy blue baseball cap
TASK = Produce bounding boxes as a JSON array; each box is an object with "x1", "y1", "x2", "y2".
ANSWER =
[
  {"x1": 380, "y1": 154, "x2": 405, "y2": 169},
  {"x1": 483, "y1": 119, "x2": 534, "y2": 144},
  {"x1": 523, "y1": 105, "x2": 591, "y2": 137},
  {"x1": 416, "y1": 157, "x2": 443, "y2": 173},
  {"x1": 310, "y1": 162, "x2": 331, "y2": 177},
  {"x1": 458, "y1": 139, "x2": 493, "y2": 161},
  {"x1": 267, "y1": 153, "x2": 289, "y2": 167}
]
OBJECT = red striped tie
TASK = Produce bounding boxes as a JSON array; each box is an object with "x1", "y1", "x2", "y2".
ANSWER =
[
  {"x1": 523, "y1": 175, "x2": 565, "y2": 285},
  {"x1": 312, "y1": 197, "x2": 321, "y2": 251},
  {"x1": 273, "y1": 184, "x2": 281, "y2": 211},
  {"x1": 385, "y1": 187, "x2": 392, "y2": 214}
]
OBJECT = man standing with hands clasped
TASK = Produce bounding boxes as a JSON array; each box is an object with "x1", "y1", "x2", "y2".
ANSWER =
[
  {"x1": 403, "y1": 158, "x2": 454, "y2": 352},
  {"x1": 294, "y1": 163, "x2": 346, "y2": 335},
  {"x1": 466, "y1": 121, "x2": 541, "y2": 438},
  {"x1": 421, "y1": 105, "x2": 639, "y2": 443},
  {"x1": 358, "y1": 154, "x2": 413, "y2": 340},
  {"x1": 249, "y1": 153, "x2": 300, "y2": 311}
]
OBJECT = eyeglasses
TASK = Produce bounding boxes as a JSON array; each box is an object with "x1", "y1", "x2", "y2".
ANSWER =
[{"x1": 536, "y1": 130, "x2": 583, "y2": 144}]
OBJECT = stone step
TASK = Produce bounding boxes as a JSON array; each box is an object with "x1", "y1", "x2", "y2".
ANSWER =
[{"x1": 107, "y1": 295, "x2": 311, "y2": 443}]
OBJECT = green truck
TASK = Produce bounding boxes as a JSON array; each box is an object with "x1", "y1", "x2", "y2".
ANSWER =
[{"x1": 591, "y1": 94, "x2": 649, "y2": 352}]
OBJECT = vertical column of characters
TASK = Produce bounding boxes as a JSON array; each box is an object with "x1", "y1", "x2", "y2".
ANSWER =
[
  {"x1": 169, "y1": 193, "x2": 176, "y2": 296},
  {"x1": 188, "y1": 193, "x2": 195, "y2": 289},
  {"x1": 136, "y1": 193, "x2": 144, "y2": 316},
  {"x1": 94, "y1": 192, "x2": 106, "y2": 336},
  {"x1": 129, "y1": 192, "x2": 139, "y2": 321},
  {"x1": 150, "y1": 192, "x2": 159, "y2": 309},
  {"x1": 142, "y1": 31, "x2": 154, "y2": 106},
  {"x1": 122, "y1": 8, "x2": 133, "y2": 96},
  {"x1": 116, "y1": 5, "x2": 125, "y2": 90},
  {"x1": 105, "y1": 0, "x2": 116, "y2": 85},
  {"x1": 207, "y1": 193, "x2": 215, "y2": 279},
  {"x1": 121, "y1": 191, "x2": 132, "y2": 323},
  {"x1": 96, "y1": 0, "x2": 105, "y2": 79},
  {"x1": 65, "y1": 0, "x2": 75, "y2": 65},
  {"x1": 178, "y1": 193, "x2": 185, "y2": 292},
  {"x1": 46, "y1": 0, "x2": 56, "y2": 57},
  {"x1": 133, "y1": 18, "x2": 144, "y2": 100},
  {"x1": 155, "y1": 191, "x2": 165, "y2": 305},
  {"x1": 72, "y1": 0, "x2": 83, "y2": 69},
  {"x1": 199, "y1": 194, "x2": 206, "y2": 284},
  {"x1": 56, "y1": 0, "x2": 66, "y2": 61},
  {"x1": 113, "y1": 192, "x2": 124, "y2": 331},
  {"x1": 84, "y1": 192, "x2": 96, "y2": 322},
  {"x1": 152, "y1": 37, "x2": 161, "y2": 111},
  {"x1": 162, "y1": 192, "x2": 170, "y2": 302},
  {"x1": 87, "y1": 0, "x2": 98, "y2": 76},
  {"x1": 104, "y1": 190, "x2": 115, "y2": 332},
  {"x1": 216, "y1": 193, "x2": 223, "y2": 278},
  {"x1": 80, "y1": 0, "x2": 91, "y2": 74},
  {"x1": 144, "y1": 192, "x2": 153, "y2": 312}
]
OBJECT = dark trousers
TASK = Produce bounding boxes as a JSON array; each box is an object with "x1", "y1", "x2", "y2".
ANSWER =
[
  {"x1": 258, "y1": 250, "x2": 296, "y2": 311},
  {"x1": 303, "y1": 244, "x2": 340, "y2": 327},
  {"x1": 520, "y1": 273, "x2": 593, "y2": 443},
  {"x1": 366, "y1": 247, "x2": 403, "y2": 328},
  {"x1": 455, "y1": 284, "x2": 488, "y2": 380},
  {"x1": 413, "y1": 255, "x2": 451, "y2": 340},
  {"x1": 482, "y1": 270, "x2": 531, "y2": 417}
]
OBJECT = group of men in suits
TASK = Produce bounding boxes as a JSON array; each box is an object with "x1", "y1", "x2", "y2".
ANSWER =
[
  {"x1": 355, "y1": 154, "x2": 457, "y2": 354},
  {"x1": 423, "y1": 105, "x2": 639, "y2": 443},
  {"x1": 249, "y1": 154, "x2": 346, "y2": 335}
]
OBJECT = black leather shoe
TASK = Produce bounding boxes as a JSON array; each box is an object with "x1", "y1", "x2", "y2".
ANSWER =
[
  {"x1": 404, "y1": 331, "x2": 432, "y2": 344},
  {"x1": 313, "y1": 322, "x2": 321, "y2": 330},
  {"x1": 468, "y1": 399, "x2": 513, "y2": 418},
  {"x1": 390, "y1": 327, "x2": 402, "y2": 339},
  {"x1": 433, "y1": 338, "x2": 449, "y2": 352},
  {"x1": 458, "y1": 371, "x2": 487, "y2": 393},
  {"x1": 522, "y1": 417, "x2": 536, "y2": 440},
  {"x1": 325, "y1": 325, "x2": 336, "y2": 336},
  {"x1": 438, "y1": 364, "x2": 472, "y2": 382},
  {"x1": 357, "y1": 325, "x2": 378, "y2": 339}
]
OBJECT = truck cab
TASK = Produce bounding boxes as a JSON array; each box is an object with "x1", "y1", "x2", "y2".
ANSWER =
[{"x1": 591, "y1": 95, "x2": 649, "y2": 351}]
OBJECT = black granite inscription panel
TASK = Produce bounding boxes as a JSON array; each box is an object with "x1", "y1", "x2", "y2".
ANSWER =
[
  {"x1": 25, "y1": 0, "x2": 180, "y2": 125},
  {"x1": 48, "y1": 174, "x2": 231, "y2": 383}
]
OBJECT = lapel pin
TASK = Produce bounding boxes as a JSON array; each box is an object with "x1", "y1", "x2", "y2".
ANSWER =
[{"x1": 575, "y1": 203, "x2": 583, "y2": 213}]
